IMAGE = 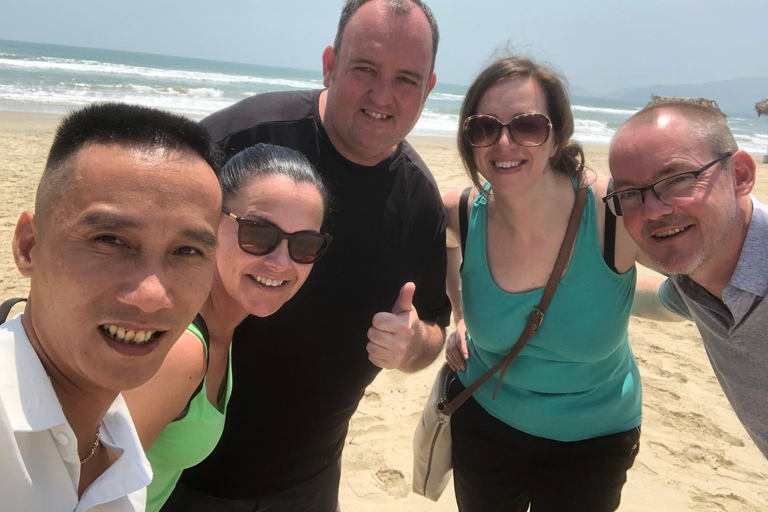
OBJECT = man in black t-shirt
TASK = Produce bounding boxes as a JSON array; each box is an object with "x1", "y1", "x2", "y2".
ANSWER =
[{"x1": 167, "y1": 1, "x2": 449, "y2": 511}]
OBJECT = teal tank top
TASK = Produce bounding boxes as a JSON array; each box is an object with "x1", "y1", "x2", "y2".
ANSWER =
[
  {"x1": 459, "y1": 184, "x2": 641, "y2": 441},
  {"x1": 145, "y1": 319, "x2": 233, "y2": 512}
]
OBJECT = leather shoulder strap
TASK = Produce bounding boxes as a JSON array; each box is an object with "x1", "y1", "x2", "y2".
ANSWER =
[{"x1": 0, "y1": 298, "x2": 26, "y2": 324}]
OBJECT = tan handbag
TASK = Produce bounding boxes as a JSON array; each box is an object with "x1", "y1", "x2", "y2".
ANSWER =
[{"x1": 412, "y1": 184, "x2": 587, "y2": 501}]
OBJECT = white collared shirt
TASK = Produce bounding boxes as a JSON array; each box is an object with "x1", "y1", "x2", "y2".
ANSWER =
[{"x1": 0, "y1": 315, "x2": 152, "y2": 511}]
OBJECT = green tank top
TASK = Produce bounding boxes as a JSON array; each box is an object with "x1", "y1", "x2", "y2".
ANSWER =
[
  {"x1": 459, "y1": 184, "x2": 642, "y2": 441},
  {"x1": 145, "y1": 318, "x2": 233, "y2": 512}
]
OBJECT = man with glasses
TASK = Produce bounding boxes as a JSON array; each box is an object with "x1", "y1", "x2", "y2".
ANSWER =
[
  {"x1": 607, "y1": 101, "x2": 767, "y2": 459},
  {"x1": 171, "y1": 1, "x2": 450, "y2": 510}
]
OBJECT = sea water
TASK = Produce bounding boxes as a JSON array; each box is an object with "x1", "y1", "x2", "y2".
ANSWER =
[{"x1": 1, "y1": 39, "x2": 766, "y2": 154}]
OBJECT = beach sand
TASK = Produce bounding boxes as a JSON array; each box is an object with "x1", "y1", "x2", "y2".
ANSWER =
[{"x1": 1, "y1": 112, "x2": 767, "y2": 511}]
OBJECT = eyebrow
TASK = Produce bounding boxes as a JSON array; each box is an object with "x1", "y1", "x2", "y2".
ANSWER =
[
  {"x1": 351, "y1": 58, "x2": 424, "y2": 81},
  {"x1": 80, "y1": 211, "x2": 218, "y2": 248},
  {"x1": 182, "y1": 228, "x2": 219, "y2": 249},
  {"x1": 612, "y1": 163, "x2": 688, "y2": 189},
  {"x1": 80, "y1": 211, "x2": 141, "y2": 230}
]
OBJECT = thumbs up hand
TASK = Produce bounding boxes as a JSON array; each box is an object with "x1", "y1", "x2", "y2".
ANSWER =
[{"x1": 367, "y1": 282, "x2": 420, "y2": 370}]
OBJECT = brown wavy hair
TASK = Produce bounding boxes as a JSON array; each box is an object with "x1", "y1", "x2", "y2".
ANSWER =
[{"x1": 458, "y1": 55, "x2": 585, "y2": 195}]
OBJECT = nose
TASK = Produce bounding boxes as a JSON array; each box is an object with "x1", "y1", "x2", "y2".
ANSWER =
[
  {"x1": 264, "y1": 240, "x2": 292, "y2": 270},
  {"x1": 368, "y1": 75, "x2": 394, "y2": 106},
  {"x1": 118, "y1": 271, "x2": 174, "y2": 314},
  {"x1": 639, "y1": 189, "x2": 674, "y2": 220},
  {"x1": 496, "y1": 125, "x2": 518, "y2": 148}
]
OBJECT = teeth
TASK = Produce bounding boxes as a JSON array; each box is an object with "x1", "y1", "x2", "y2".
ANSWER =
[
  {"x1": 494, "y1": 160, "x2": 523, "y2": 169},
  {"x1": 255, "y1": 275, "x2": 284, "y2": 287},
  {"x1": 101, "y1": 325, "x2": 157, "y2": 345},
  {"x1": 363, "y1": 109, "x2": 388, "y2": 120},
  {"x1": 653, "y1": 227, "x2": 686, "y2": 238}
]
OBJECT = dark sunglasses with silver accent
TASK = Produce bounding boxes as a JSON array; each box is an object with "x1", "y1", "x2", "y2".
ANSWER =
[
  {"x1": 222, "y1": 209, "x2": 333, "y2": 264},
  {"x1": 602, "y1": 152, "x2": 733, "y2": 217}
]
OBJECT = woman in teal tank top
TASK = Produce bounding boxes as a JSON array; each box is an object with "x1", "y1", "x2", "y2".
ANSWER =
[
  {"x1": 442, "y1": 56, "x2": 681, "y2": 512},
  {"x1": 123, "y1": 144, "x2": 333, "y2": 512}
]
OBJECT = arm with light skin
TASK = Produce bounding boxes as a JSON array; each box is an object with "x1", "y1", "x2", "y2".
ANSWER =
[
  {"x1": 590, "y1": 172, "x2": 682, "y2": 322},
  {"x1": 442, "y1": 185, "x2": 473, "y2": 372},
  {"x1": 366, "y1": 282, "x2": 447, "y2": 373},
  {"x1": 121, "y1": 330, "x2": 207, "y2": 449}
]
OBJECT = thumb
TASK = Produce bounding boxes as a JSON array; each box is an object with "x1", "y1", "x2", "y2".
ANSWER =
[{"x1": 391, "y1": 282, "x2": 416, "y2": 315}]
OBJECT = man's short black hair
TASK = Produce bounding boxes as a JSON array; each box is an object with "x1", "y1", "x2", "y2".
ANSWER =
[
  {"x1": 333, "y1": 0, "x2": 439, "y2": 75},
  {"x1": 36, "y1": 102, "x2": 223, "y2": 224}
]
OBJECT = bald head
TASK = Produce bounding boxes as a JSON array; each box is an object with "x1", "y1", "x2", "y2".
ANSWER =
[{"x1": 612, "y1": 102, "x2": 738, "y2": 160}]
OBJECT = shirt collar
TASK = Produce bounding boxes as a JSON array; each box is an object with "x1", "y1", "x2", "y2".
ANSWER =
[
  {"x1": 0, "y1": 315, "x2": 67, "y2": 433},
  {"x1": 77, "y1": 394, "x2": 152, "y2": 510},
  {"x1": 725, "y1": 196, "x2": 768, "y2": 299},
  {"x1": 1, "y1": 315, "x2": 152, "y2": 509}
]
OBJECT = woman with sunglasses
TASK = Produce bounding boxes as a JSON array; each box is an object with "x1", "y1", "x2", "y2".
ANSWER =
[
  {"x1": 123, "y1": 143, "x2": 332, "y2": 512},
  {"x1": 442, "y1": 56, "x2": 678, "y2": 512}
]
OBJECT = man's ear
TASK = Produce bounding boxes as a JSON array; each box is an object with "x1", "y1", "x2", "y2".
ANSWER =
[
  {"x1": 322, "y1": 45, "x2": 335, "y2": 88},
  {"x1": 731, "y1": 150, "x2": 756, "y2": 198},
  {"x1": 13, "y1": 211, "x2": 37, "y2": 278},
  {"x1": 426, "y1": 72, "x2": 437, "y2": 97}
]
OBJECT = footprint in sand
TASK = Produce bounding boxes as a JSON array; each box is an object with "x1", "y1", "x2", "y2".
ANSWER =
[
  {"x1": 373, "y1": 468, "x2": 408, "y2": 498},
  {"x1": 364, "y1": 391, "x2": 381, "y2": 408},
  {"x1": 690, "y1": 490, "x2": 750, "y2": 510}
]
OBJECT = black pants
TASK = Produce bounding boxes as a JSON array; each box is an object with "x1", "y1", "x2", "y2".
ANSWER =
[
  {"x1": 161, "y1": 458, "x2": 341, "y2": 512},
  {"x1": 449, "y1": 377, "x2": 640, "y2": 512}
]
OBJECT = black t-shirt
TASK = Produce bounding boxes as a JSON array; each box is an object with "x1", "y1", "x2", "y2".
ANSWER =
[{"x1": 178, "y1": 90, "x2": 451, "y2": 497}]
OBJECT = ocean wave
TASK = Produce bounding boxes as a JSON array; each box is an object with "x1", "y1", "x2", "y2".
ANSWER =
[
  {"x1": 572, "y1": 119, "x2": 616, "y2": 145},
  {"x1": 0, "y1": 83, "x2": 232, "y2": 118},
  {"x1": 0, "y1": 56, "x2": 322, "y2": 88},
  {"x1": 428, "y1": 92, "x2": 464, "y2": 102},
  {"x1": 734, "y1": 132, "x2": 768, "y2": 154},
  {"x1": 412, "y1": 110, "x2": 459, "y2": 137},
  {"x1": 572, "y1": 105, "x2": 638, "y2": 116},
  {"x1": 126, "y1": 84, "x2": 225, "y2": 98}
]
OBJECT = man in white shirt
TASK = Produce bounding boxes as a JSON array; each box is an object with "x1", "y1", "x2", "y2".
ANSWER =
[{"x1": 0, "y1": 103, "x2": 223, "y2": 511}]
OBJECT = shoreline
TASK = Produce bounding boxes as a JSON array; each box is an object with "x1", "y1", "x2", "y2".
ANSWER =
[{"x1": 3, "y1": 109, "x2": 765, "y2": 163}]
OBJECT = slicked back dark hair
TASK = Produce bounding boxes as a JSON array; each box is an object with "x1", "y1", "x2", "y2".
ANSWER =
[
  {"x1": 220, "y1": 143, "x2": 330, "y2": 222},
  {"x1": 333, "y1": 0, "x2": 439, "y2": 74},
  {"x1": 36, "y1": 102, "x2": 222, "y2": 224}
]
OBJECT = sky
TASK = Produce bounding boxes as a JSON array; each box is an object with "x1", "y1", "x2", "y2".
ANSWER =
[{"x1": 0, "y1": 0, "x2": 766, "y2": 94}]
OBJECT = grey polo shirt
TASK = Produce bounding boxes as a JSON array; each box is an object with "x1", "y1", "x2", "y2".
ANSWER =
[{"x1": 659, "y1": 196, "x2": 768, "y2": 459}]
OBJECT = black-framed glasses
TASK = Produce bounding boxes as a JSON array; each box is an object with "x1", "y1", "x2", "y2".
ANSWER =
[
  {"x1": 602, "y1": 152, "x2": 732, "y2": 217},
  {"x1": 222, "y1": 209, "x2": 333, "y2": 264},
  {"x1": 463, "y1": 113, "x2": 552, "y2": 148}
]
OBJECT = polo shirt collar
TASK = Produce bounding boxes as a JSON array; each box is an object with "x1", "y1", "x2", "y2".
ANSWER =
[
  {"x1": 0, "y1": 315, "x2": 67, "y2": 433},
  {"x1": 725, "y1": 196, "x2": 768, "y2": 299}
]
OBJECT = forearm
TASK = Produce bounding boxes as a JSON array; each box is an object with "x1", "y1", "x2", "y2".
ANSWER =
[
  {"x1": 398, "y1": 320, "x2": 446, "y2": 373},
  {"x1": 631, "y1": 275, "x2": 683, "y2": 322}
]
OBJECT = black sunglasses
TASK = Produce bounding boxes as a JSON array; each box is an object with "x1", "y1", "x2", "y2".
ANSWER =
[
  {"x1": 463, "y1": 113, "x2": 552, "y2": 148},
  {"x1": 222, "y1": 209, "x2": 333, "y2": 264}
]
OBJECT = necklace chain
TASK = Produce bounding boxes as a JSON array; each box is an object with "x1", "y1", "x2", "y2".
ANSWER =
[{"x1": 79, "y1": 423, "x2": 101, "y2": 465}]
